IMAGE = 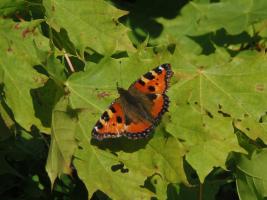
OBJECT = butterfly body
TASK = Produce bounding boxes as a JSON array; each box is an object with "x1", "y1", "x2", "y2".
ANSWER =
[
  {"x1": 92, "y1": 63, "x2": 173, "y2": 140},
  {"x1": 117, "y1": 87, "x2": 155, "y2": 123}
]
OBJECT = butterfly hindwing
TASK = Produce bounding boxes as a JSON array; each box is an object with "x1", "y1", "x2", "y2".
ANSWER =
[
  {"x1": 92, "y1": 101, "x2": 126, "y2": 140},
  {"x1": 125, "y1": 119, "x2": 154, "y2": 139},
  {"x1": 92, "y1": 101, "x2": 154, "y2": 140}
]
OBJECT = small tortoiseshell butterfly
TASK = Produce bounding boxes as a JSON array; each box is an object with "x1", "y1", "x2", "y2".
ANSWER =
[{"x1": 92, "y1": 63, "x2": 173, "y2": 140}]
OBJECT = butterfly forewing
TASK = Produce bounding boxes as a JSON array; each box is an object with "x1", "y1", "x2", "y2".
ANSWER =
[{"x1": 130, "y1": 63, "x2": 173, "y2": 95}]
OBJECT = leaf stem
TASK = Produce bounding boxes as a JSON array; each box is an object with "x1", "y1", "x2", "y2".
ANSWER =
[
  {"x1": 64, "y1": 51, "x2": 75, "y2": 73},
  {"x1": 199, "y1": 183, "x2": 203, "y2": 200}
]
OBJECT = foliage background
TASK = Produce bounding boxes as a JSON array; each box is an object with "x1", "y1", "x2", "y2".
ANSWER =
[{"x1": 0, "y1": 0, "x2": 267, "y2": 199}]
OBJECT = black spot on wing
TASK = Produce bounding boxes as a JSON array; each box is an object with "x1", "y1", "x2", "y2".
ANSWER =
[
  {"x1": 143, "y1": 72, "x2": 155, "y2": 80},
  {"x1": 153, "y1": 67, "x2": 162, "y2": 74},
  {"x1": 101, "y1": 111, "x2": 110, "y2": 122},
  {"x1": 148, "y1": 85, "x2": 155, "y2": 92},
  {"x1": 147, "y1": 93, "x2": 157, "y2": 100},
  {"x1": 125, "y1": 115, "x2": 132, "y2": 125},
  {"x1": 138, "y1": 79, "x2": 145, "y2": 86},
  {"x1": 116, "y1": 116, "x2": 122, "y2": 123},
  {"x1": 161, "y1": 63, "x2": 173, "y2": 90},
  {"x1": 161, "y1": 63, "x2": 171, "y2": 70},
  {"x1": 126, "y1": 125, "x2": 154, "y2": 139},
  {"x1": 110, "y1": 106, "x2": 116, "y2": 113},
  {"x1": 96, "y1": 121, "x2": 103, "y2": 129}
]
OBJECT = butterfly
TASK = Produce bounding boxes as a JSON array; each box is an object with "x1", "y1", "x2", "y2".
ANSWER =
[{"x1": 92, "y1": 63, "x2": 173, "y2": 140}]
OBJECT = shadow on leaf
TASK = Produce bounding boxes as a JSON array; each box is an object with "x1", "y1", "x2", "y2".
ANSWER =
[
  {"x1": 91, "y1": 134, "x2": 152, "y2": 153},
  {"x1": 113, "y1": 0, "x2": 189, "y2": 43}
]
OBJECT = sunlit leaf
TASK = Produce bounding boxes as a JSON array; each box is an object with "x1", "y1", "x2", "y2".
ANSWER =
[
  {"x1": 46, "y1": 97, "x2": 77, "y2": 187},
  {"x1": 44, "y1": 0, "x2": 135, "y2": 55},
  {"x1": 0, "y1": 19, "x2": 50, "y2": 132},
  {"x1": 167, "y1": 48, "x2": 267, "y2": 182}
]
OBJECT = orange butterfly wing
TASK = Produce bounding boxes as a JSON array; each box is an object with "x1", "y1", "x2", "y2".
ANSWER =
[
  {"x1": 129, "y1": 63, "x2": 173, "y2": 121},
  {"x1": 92, "y1": 102, "x2": 126, "y2": 140},
  {"x1": 92, "y1": 101, "x2": 154, "y2": 140}
]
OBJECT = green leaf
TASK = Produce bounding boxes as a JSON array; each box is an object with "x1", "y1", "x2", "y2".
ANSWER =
[
  {"x1": 117, "y1": 130, "x2": 188, "y2": 199},
  {"x1": 118, "y1": 130, "x2": 188, "y2": 183},
  {"x1": 167, "y1": 48, "x2": 267, "y2": 182},
  {"x1": 188, "y1": 0, "x2": 267, "y2": 35},
  {"x1": 236, "y1": 149, "x2": 267, "y2": 199},
  {"x1": 0, "y1": 0, "x2": 25, "y2": 16},
  {"x1": 0, "y1": 19, "x2": 50, "y2": 132},
  {"x1": 236, "y1": 172, "x2": 262, "y2": 200},
  {"x1": 168, "y1": 104, "x2": 244, "y2": 182},
  {"x1": 127, "y1": 0, "x2": 267, "y2": 45},
  {"x1": 31, "y1": 79, "x2": 64, "y2": 128},
  {"x1": 44, "y1": 54, "x2": 67, "y2": 83},
  {"x1": 46, "y1": 97, "x2": 77, "y2": 187},
  {"x1": 44, "y1": 0, "x2": 135, "y2": 55}
]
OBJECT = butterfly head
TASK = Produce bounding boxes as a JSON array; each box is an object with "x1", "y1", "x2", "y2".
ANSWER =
[{"x1": 117, "y1": 86, "x2": 128, "y2": 96}]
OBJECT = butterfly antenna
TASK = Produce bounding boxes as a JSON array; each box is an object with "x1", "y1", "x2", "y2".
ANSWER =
[{"x1": 116, "y1": 81, "x2": 119, "y2": 89}]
